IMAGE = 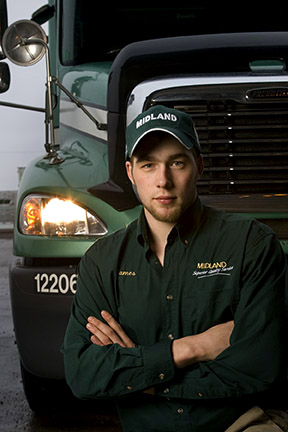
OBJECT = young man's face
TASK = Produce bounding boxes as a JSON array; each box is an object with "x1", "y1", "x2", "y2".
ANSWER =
[{"x1": 126, "y1": 133, "x2": 203, "y2": 226}]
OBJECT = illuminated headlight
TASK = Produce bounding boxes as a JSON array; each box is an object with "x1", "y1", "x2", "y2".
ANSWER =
[{"x1": 19, "y1": 195, "x2": 108, "y2": 236}]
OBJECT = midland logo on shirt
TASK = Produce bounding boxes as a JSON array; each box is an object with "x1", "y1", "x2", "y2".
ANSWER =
[{"x1": 193, "y1": 261, "x2": 234, "y2": 279}]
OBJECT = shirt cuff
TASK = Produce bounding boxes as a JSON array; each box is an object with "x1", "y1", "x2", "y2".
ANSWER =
[{"x1": 142, "y1": 339, "x2": 175, "y2": 387}]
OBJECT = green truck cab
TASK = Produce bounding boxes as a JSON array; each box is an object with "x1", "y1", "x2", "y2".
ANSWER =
[{"x1": 0, "y1": 2, "x2": 287, "y2": 412}]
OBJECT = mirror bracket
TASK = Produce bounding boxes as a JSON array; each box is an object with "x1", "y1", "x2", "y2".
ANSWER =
[
  {"x1": 2, "y1": 19, "x2": 107, "y2": 164},
  {"x1": 2, "y1": 20, "x2": 63, "y2": 164}
]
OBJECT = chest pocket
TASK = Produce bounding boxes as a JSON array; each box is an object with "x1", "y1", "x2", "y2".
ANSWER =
[{"x1": 182, "y1": 276, "x2": 238, "y2": 334}]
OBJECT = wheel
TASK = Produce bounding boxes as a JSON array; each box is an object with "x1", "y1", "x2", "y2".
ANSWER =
[
  {"x1": 20, "y1": 362, "x2": 120, "y2": 418},
  {"x1": 20, "y1": 362, "x2": 75, "y2": 413}
]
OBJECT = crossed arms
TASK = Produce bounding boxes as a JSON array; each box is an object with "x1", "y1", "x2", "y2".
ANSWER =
[
  {"x1": 86, "y1": 310, "x2": 234, "y2": 369},
  {"x1": 62, "y1": 230, "x2": 286, "y2": 401}
]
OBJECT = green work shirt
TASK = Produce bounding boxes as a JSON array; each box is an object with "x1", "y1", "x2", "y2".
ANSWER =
[{"x1": 62, "y1": 198, "x2": 287, "y2": 432}]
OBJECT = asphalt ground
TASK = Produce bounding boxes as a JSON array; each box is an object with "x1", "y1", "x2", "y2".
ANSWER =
[{"x1": 0, "y1": 232, "x2": 122, "y2": 432}]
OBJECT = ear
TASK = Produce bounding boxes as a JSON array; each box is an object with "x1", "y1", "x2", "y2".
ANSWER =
[{"x1": 125, "y1": 161, "x2": 135, "y2": 185}]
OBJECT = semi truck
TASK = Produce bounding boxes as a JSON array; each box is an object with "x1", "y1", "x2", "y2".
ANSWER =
[{"x1": 0, "y1": 1, "x2": 287, "y2": 412}]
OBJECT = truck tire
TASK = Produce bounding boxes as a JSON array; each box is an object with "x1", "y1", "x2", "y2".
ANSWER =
[
  {"x1": 20, "y1": 362, "x2": 74, "y2": 413},
  {"x1": 20, "y1": 362, "x2": 120, "y2": 417}
]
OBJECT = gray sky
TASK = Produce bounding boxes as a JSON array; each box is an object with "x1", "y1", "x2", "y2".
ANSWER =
[{"x1": 0, "y1": 0, "x2": 47, "y2": 191}]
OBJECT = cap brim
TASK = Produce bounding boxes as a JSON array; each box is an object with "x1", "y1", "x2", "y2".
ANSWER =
[{"x1": 128, "y1": 127, "x2": 193, "y2": 158}]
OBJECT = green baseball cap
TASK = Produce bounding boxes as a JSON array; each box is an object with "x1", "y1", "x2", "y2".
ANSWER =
[{"x1": 126, "y1": 105, "x2": 201, "y2": 159}]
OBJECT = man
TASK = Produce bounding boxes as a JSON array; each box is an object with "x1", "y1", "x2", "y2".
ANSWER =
[{"x1": 62, "y1": 105, "x2": 287, "y2": 431}]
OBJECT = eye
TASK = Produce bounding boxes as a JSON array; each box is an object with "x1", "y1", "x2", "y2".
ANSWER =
[
  {"x1": 171, "y1": 160, "x2": 184, "y2": 168},
  {"x1": 141, "y1": 162, "x2": 154, "y2": 169}
]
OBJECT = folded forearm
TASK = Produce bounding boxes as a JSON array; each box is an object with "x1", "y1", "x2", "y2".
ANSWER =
[
  {"x1": 172, "y1": 321, "x2": 234, "y2": 368},
  {"x1": 63, "y1": 317, "x2": 175, "y2": 399}
]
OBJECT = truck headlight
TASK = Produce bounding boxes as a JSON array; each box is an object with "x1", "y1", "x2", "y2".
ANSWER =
[{"x1": 19, "y1": 195, "x2": 108, "y2": 236}]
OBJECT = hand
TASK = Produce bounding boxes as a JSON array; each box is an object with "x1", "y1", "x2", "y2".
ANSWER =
[
  {"x1": 86, "y1": 310, "x2": 136, "y2": 348},
  {"x1": 172, "y1": 321, "x2": 234, "y2": 368}
]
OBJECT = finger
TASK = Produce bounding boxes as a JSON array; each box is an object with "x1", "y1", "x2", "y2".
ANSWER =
[
  {"x1": 101, "y1": 310, "x2": 135, "y2": 348},
  {"x1": 90, "y1": 334, "x2": 104, "y2": 346},
  {"x1": 86, "y1": 321, "x2": 113, "y2": 345},
  {"x1": 87, "y1": 316, "x2": 127, "y2": 346}
]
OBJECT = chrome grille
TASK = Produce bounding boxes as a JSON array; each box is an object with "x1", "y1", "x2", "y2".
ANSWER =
[{"x1": 174, "y1": 100, "x2": 288, "y2": 195}]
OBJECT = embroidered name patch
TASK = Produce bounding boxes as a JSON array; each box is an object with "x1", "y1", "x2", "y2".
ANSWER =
[{"x1": 119, "y1": 271, "x2": 136, "y2": 276}]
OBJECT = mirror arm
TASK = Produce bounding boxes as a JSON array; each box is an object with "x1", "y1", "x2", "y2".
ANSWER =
[
  {"x1": 0, "y1": 100, "x2": 45, "y2": 112},
  {"x1": 3, "y1": 19, "x2": 107, "y2": 165},
  {"x1": 21, "y1": 39, "x2": 107, "y2": 163},
  {"x1": 51, "y1": 76, "x2": 107, "y2": 131},
  {"x1": 24, "y1": 37, "x2": 63, "y2": 164}
]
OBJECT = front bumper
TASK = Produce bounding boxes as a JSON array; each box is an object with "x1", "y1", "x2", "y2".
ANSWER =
[{"x1": 9, "y1": 258, "x2": 78, "y2": 379}]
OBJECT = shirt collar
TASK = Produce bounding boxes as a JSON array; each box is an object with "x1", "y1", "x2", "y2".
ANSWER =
[
  {"x1": 137, "y1": 210, "x2": 151, "y2": 249},
  {"x1": 169, "y1": 197, "x2": 204, "y2": 245},
  {"x1": 137, "y1": 197, "x2": 204, "y2": 247}
]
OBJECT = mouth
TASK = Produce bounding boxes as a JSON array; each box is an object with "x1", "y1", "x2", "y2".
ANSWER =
[{"x1": 154, "y1": 196, "x2": 176, "y2": 205}]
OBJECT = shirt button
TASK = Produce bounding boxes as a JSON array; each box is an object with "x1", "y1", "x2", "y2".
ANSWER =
[
  {"x1": 168, "y1": 333, "x2": 174, "y2": 340},
  {"x1": 163, "y1": 388, "x2": 170, "y2": 394},
  {"x1": 184, "y1": 239, "x2": 189, "y2": 245},
  {"x1": 166, "y1": 294, "x2": 173, "y2": 301},
  {"x1": 159, "y1": 373, "x2": 165, "y2": 380},
  {"x1": 177, "y1": 408, "x2": 184, "y2": 415}
]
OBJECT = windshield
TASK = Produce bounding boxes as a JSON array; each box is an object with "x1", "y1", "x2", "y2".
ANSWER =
[{"x1": 60, "y1": 1, "x2": 288, "y2": 66}]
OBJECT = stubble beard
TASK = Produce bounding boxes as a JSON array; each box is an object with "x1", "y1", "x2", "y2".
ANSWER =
[{"x1": 144, "y1": 200, "x2": 185, "y2": 224}]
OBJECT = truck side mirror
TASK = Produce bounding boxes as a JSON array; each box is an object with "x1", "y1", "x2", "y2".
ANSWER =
[
  {"x1": 0, "y1": 0, "x2": 8, "y2": 60},
  {"x1": 2, "y1": 19, "x2": 47, "y2": 66},
  {"x1": 0, "y1": 62, "x2": 10, "y2": 92}
]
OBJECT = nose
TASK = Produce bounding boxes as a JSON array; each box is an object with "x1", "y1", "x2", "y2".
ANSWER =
[{"x1": 157, "y1": 165, "x2": 173, "y2": 189}]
